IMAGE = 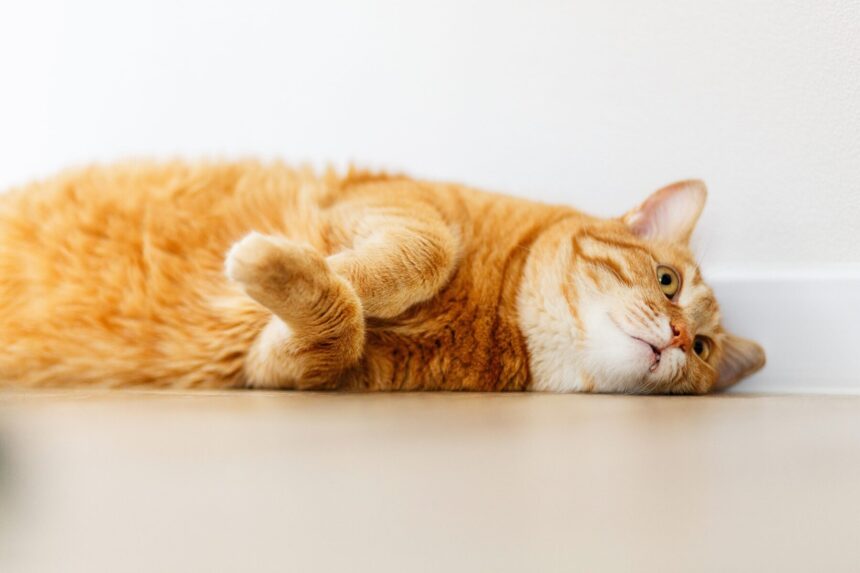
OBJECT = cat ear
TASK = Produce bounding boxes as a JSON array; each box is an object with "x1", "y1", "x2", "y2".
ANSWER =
[
  {"x1": 713, "y1": 334, "x2": 766, "y2": 391},
  {"x1": 622, "y1": 180, "x2": 707, "y2": 244}
]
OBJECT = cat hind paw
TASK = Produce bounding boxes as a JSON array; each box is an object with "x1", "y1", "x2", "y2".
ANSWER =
[{"x1": 225, "y1": 232, "x2": 327, "y2": 295}]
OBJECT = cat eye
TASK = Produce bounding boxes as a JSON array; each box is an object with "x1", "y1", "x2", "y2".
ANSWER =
[
  {"x1": 693, "y1": 336, "x2": 711, "y2": 360},
  {"x1": 656, "y1": 265, "x2": 681, "y2": 299}
]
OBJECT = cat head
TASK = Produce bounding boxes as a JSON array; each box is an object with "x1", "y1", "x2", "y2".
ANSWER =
[{"x1": 518, "y1": 180, "x2": 765, "y2": 394}]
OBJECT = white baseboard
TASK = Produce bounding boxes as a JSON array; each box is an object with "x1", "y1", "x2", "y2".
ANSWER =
[{"x1": 706, "y1": 267, "x2": 860, "y2": 394}]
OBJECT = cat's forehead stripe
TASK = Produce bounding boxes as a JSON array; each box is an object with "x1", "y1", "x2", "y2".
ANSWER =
[
  {"x1": 680, "y1": 272, "x2": 719, "y2": 330},
  {"x1": 583, "y1": 231, "x2": 652, "y2": 256}
]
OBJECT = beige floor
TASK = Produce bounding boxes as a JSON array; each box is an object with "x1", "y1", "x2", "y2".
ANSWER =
[{"x1": 0, "y1": 390, "x2": 858, "y2": 572}]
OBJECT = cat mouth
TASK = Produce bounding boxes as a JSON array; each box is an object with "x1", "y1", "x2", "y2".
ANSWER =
[
  {"x1": 631, "y1": 336, "x2": 662, "y2": 372},
  {"x1": 607, "y1": 313, "x2": 663, "y2": 373}
]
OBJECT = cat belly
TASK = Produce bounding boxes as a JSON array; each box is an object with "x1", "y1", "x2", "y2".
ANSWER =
[
  {"x1": 0, "y1": 256, "x2": 268, "y2": 388},
  {"x1": 0, "y1": 161, "x2": 337, "y2": 388},
  {"x1": 0, "y1": 182, "x2": 278, "y2": 387}
]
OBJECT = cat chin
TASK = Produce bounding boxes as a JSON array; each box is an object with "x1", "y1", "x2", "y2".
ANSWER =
[
  {"x1": 574, "y1": 310, "x2": 652, "y2": 390},
  {"x1": 519, "y1": 287, "x2": 659, "y2": 393}
]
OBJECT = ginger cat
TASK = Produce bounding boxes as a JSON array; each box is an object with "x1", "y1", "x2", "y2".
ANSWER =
[{"x1": 0, "y1": 162, "x2": 764, "y2": 393}]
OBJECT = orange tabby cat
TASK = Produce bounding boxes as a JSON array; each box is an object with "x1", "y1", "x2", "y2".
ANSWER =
[{"x1": 0, "y1": 161, "x2": 764, "y2": 393}]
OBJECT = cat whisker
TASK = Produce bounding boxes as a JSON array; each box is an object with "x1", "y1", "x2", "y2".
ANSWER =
[
  {"x1": 644, "y1": 301, "x2": 660, "y2": 318},
  {"x1": 626, "y1": 312, "x2": 648, "y2": 330}
]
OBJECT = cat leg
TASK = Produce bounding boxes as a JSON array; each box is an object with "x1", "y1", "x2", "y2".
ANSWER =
[
  {"x1": 225, "y1": 232, "x2": 364, "y2": 389},
  {"x1": 325, "y1": 207, "x2": 460, "y2": 318}
]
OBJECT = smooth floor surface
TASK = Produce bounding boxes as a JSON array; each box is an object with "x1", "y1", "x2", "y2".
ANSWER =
[{"x1": 1, "y1": 390, "x2": 859, "y2": 572}]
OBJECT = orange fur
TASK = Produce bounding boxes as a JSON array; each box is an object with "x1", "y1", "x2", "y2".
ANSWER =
[{"x1": 0, "y1": 161, "x2": 764, "y2": 393}]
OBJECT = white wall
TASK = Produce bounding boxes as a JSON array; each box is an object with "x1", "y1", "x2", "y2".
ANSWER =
[{"x1": 1, "y1": 0, "x2": 859, "y2": 271}]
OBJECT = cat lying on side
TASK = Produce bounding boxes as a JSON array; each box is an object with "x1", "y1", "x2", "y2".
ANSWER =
[{"x1": 0, "y1": 162, "x2": 764, "y2": 393}]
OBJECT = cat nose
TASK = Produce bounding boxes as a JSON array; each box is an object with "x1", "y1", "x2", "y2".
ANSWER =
[{"x1": 668, "y1": 321, "x2": 691, "y2": 352}]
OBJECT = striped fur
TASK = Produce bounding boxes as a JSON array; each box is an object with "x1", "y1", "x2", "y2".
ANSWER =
[{"x1": 0, "y1": 162, "x2": 764, "y2": 393}]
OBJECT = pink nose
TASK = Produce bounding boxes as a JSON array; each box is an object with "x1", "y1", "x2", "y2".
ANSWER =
[{"x1": 668, "y1": 321, "x2": 691, "y2": 352}]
